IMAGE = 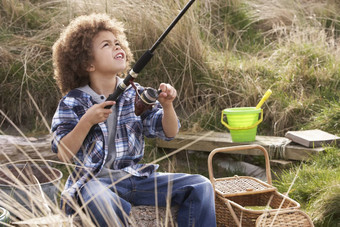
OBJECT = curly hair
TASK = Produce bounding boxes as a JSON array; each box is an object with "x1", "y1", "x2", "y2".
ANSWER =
[{"x1": 52, "y1": 13, "x2": 134, "y2": 94}]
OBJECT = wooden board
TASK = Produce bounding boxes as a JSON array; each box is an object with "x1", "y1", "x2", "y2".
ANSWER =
[
  {"x1": 285, "y1": 129, "x2": 340, "y2": 148},
  {"x1": 0, "y1": 135, "x2": 57, "y2": 164},
  {"x1": 156, "y1": 131, "x2": 325, "y2": 161}
]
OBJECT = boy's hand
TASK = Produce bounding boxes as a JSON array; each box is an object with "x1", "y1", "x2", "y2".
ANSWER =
[
  {"x1": 81, "y1": 101, "x2": 115, "y2": 126},
  {"x1": 158, "y1": 83, "x2": 177, "y2": 108}
]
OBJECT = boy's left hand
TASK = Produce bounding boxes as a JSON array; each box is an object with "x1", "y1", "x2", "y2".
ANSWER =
[{"x1": 158, "y1": 83, "x2": 177, "y2": 108}]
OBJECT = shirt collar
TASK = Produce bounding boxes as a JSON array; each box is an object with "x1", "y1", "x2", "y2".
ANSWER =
[{"x1": 77, "y1": 76, "x2": 124, "y2": 104}]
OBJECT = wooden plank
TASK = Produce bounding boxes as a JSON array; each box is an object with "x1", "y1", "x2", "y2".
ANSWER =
[
  {"x1": 156, "y1": 131, "x2": 324, "y2": 161},
  {"x1": 270, "y1": 159, "x2": 293, "y2": 168},
  {"x1": 0, "y1": 135, "x2": 58, "y2": 164}
]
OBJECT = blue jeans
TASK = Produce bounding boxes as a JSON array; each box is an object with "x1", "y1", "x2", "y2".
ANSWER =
[{"x1": 79, "y1": 172, "x2": 217, "y2": 227}]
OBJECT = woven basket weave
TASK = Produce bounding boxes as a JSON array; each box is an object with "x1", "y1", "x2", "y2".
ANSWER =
[
  {"x1": 208, "y1": 145, "x2": 300, "y2": 227},
  {"x1": 215, "y1": 190, "x2": 300, "y2": 226},
  {"x1": 256, "y1": 210, "x2": 314, "y2": 227},
  {"x1": 214, "y1": 176, "x2": 276, "y2": 197}
]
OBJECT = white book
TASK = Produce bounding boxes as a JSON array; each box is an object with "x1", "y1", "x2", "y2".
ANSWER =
[{"x1": 285, "y1": 129, "x2": 340, "y2": 148}]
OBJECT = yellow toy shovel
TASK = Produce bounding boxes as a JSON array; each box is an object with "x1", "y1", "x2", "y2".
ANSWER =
[{"x1": 256, "y1": 89, "x2": 272, "y2": 109}]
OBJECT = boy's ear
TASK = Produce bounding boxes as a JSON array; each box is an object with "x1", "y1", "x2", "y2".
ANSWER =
[{"x1": 86, "y1": 64, "x2": 95, "y2": 72}]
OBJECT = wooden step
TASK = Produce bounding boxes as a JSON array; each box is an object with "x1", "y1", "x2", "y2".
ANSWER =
[{"x1": 156, "y1": 131, "x2": 325, "y2": 161}]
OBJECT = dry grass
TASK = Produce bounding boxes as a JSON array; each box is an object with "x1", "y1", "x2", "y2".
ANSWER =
[{"x1": 1, "y1": 0, "x2": 340, "y2": 136}]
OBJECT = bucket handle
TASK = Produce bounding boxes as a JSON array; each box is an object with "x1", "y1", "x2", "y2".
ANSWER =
[{"x1": 221, "y1": 109, "x2": 263, "y2": 130}]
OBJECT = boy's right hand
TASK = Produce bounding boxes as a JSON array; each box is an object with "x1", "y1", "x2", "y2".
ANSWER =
[{"x1": 82, "y1": 101, "x2": 115, "y2": 126}]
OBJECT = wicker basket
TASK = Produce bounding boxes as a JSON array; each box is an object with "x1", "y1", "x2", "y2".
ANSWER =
[
  {"x1": 256, "y1": 210, "x2": 314, "y2": 227},
  {"x1": 208, "y1": 145, "x2": 300, "y2": 227},
  {"x1": 215, "y1": 190, "x2": 300, "y2": 226}
]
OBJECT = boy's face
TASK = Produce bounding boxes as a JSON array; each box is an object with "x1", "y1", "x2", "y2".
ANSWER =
[{"x1": 88, "y1": 30, "x2": 126, "y2": 76}]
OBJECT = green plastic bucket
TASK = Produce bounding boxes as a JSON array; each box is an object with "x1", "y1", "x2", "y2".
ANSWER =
[{"x1": 221, "y1": 107, "x2": 263, "y2": 142}]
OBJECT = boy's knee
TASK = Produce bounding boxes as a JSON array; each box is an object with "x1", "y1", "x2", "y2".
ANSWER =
[
  {"x1": 80, "y1": 180, "x2": 112, "y2": 203},
  {"x1": 186, "y1": 174, "x2": 214, "y2": 197},
  {"x1": 193, "y1": 174, "x2": 213, "y2": 187}
]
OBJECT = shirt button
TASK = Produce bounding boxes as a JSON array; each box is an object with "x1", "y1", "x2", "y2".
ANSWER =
[{"x1": 100, "y1": 96, "x2": 105, "y2": 100}]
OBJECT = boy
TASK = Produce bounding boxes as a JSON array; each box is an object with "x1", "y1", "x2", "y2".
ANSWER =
[{"x1": 51, "y1": 13, "x2": 216, "y2": 227}]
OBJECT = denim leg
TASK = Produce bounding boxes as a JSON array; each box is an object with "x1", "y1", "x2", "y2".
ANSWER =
[
  {"x1": 79, "y1": 178, "x2": 132, "y2": 227},
  {"x1": 130, "y1": 173, "x2": 217, "y2": 227}
]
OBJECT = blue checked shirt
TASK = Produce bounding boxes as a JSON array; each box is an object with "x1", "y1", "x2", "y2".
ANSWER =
[{"x1": 51, "y1": 82, "x2": 179, "y2": 214}]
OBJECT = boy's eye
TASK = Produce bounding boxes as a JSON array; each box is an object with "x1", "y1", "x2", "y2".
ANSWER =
[
  {"x1": 115, "y1": 42, "x2": 120, "y2": 46},
  {"x1": 103, "y1": 43, "x2": 109, "y2": 47}
]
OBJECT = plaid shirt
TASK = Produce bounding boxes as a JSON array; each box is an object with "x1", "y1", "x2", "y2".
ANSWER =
[{"x1": 51, "y1": 82, "x2": 179, "y2": 214}]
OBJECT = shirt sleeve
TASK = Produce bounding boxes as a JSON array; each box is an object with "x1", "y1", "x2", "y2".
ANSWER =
[
  {"x1": 51, "y1": 97, "x2": 80, "y2": 153},
  {"x1": 141, "y1": 101, "x2": 181, "y2": 141}
]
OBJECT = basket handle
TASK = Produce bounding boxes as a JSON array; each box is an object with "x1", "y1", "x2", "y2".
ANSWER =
[{"x1": 207, "y1": 145, "x2": 272, "y2": 191}]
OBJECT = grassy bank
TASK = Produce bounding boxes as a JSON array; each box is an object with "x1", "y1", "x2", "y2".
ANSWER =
[
  {"x1": 1, "y1": 0, "x2": 339, "y2": 136},
  {"x1": 274, "y1": 146, "x2": 340, "y2": 226}
]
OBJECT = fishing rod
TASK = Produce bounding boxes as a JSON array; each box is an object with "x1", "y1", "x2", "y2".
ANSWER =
[{"x1": 105, "y1": 0, "x2": 196, "y2": 112}]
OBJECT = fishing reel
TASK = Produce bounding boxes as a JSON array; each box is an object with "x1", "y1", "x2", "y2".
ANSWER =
[{"x1": 132, "y1": 81, "x2": 161, "y2": 116}]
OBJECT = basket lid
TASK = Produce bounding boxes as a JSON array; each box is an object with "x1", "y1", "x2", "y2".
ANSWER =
[{"x1": 215, "y1": 176, "x2": 276, "y2": 197}]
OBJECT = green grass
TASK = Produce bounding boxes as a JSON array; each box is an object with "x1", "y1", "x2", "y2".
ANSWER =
[
  {"x1": 1, "y1": 0, "x2": 339, "y2": 137},
  {"x1": 310, "y1": 183, "x2": 340, "y2": 227},
  {"x1": 302, "y1": 101, "x2": 340, "y2": 135},
  {"x1": 274, "y1": 147, "x2": 340, "y2": 226}
]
